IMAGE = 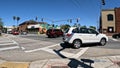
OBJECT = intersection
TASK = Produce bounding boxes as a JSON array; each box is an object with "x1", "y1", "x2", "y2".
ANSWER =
[{"x1": 0, "y1": 34, "x2": 120, "y2": 62}]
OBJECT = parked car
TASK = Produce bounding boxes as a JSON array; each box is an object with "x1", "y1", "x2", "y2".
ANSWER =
[
  {"x1": 46, "y1": 29, "x2": 63, "y2": 38},
  {"x1": 12, "y1": 31, "x2": 19, "y2": 35},
  {"x1": 112, "y1": 33, "x2": 120, "y2": 39},
  {"x1": 63, "y1": 27, "x2": 108, "y2": 49},
  {"x1": 21, "y1": 31, "x2": 27, "y2": 35}
]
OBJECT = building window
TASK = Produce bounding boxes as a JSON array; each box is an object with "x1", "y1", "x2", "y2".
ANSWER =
[{"x1": 107, "y1": 14, "x2": 113, "y2": 21}]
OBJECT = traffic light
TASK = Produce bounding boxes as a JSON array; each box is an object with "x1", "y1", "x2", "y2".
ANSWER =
[
  {"x1": 102, "y1": 0, "x2": 105, "y2": 5},
  {"x1": 77, "y1": 18, "x2": 79, "y2": 22},
  {"x1": 70, "y1": 19, "x2": 72, "y2": 23},
  {"x1": 41, "y1": 18, "x2": 43, "y2": 22}
]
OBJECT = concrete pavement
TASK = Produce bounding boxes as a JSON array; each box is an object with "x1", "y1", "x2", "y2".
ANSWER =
[
  {"x1": 0, "y1": 34, "x2": 120, "y2": 68},
  {"x1": 0, "y1": 56, "x2": 120, "y2": 68}
]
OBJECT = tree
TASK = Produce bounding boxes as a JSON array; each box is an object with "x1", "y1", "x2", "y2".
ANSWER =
[
  {"x1": 13, "y1": 16, "x2": 16, "y2": 21},
  {"x1": 0, "y1": 18, "x2": 4, "y2": 29},
  {"x1": 81, "y1": 25, "x2": 87, "y2": 28},
  {"x1": 89, "y1": 26, "x2": 96, "y2": 30},
  {"x1": 60, "y1": 24, "x2": 70, "y2": 30},
  {"x1": 73, "y1": 23, "x2": 77, "y2": 27},
  {"x1": 13, "y1": 16, "x2": 20, "y2": 26}
]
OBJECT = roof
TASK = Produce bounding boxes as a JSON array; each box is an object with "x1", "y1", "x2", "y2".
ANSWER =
[{"x1": 19, "y1": 20, "x2": 47, "y2": 26}]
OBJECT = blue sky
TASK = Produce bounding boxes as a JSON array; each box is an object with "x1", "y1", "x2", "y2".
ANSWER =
[{"x1": 0, "y1": 0, "x2": 120, "y2": 27}]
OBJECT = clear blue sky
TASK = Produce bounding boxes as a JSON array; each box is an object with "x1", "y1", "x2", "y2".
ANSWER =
[{"x1": 0, "y1": 0, "x2": 120, "y2": 27}]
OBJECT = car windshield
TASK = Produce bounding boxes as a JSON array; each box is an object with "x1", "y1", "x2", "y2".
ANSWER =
[{"x1": 64, "y1": 28, "x2": 69, "y2": 33}]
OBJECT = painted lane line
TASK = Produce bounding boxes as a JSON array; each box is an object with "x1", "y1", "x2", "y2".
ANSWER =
[
  {"x1": 0, "y1": 43, "x2": 17, "y2": 46},
  {"x1": 71, "y1": 47, "x2": 89, "y2": 59},
  {"x1": 0, "y1": 46, "x2": 19, "y2": 51},
  {"x1": 11, "y1": 39, "x2": 26, "y2": 50},
  {"x1": 25, "y1": 48, "x2": 43, "y2": 53},
  {"x1": 42, "y1": 44, "x2": 60, "y2": 49},
  {"x1": 25, "y1": 44, "x2": 59, "y2": 53}
]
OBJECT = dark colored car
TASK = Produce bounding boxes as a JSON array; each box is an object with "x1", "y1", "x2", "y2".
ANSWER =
[
  {"x1": 46, "y1": 29, "x2": 63, "y2": 38},
  {"x1": 12, "y1": 31, "x2": 19, "y2": 35},
  {"x1": 112, "y1": 33, "x2": 120, "y2": 39}
]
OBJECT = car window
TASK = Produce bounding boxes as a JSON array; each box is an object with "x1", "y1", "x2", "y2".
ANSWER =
[
  {"x1": 72, "y1": 28, "x2": 79, "y2": 33},
  {"x1": 88, "y1": 29, "x2": 98, "y2": 34},
  {"x1": 79, "y1": 28, "x2": 89, "y2": 33},
  {"x1": 65, "y1": 28, "x2": 69, "y2": 33}
]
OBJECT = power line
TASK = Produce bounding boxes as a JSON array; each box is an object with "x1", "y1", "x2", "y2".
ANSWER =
[{"x1": 70, "y1": 0, "x2": 80, "y2": 8}]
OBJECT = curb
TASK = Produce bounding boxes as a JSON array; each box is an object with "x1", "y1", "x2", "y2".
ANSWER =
[{"x1": 0, "y1": 61, "x2": 29, "y2": 68}]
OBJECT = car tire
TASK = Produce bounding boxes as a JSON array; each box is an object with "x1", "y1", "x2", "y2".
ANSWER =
[
  {"x1": 100, "y1": 38, "x2": 106, "y2": 46},
  {"x1": 54, "y1": 34, "x2": 57, "y2": 38},
  {"x1": 116, "y1": 36, "x2": 119, "y2": 39},
  {"x1": 48, "y1": 35, "x2": 51, "y2": 38},
  {"x1": 73, "y1": 40, "x2": 81, "y2": 49}
]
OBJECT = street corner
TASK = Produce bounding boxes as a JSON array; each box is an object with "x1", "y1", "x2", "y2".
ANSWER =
[
  {"x1": 29, "y1": 59, "x2": 70, "y2": 68},
  {"x1": 0, "y1": 62, "x2": 29, "y2": 68},
  {"x1": 43, "y1": 59, "x2": 70, "y2": 68}
]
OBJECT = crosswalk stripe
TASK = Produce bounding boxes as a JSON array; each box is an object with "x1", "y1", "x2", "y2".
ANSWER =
[{"x1": 0, "y1": 46, "x2": 19, "y2": 51}]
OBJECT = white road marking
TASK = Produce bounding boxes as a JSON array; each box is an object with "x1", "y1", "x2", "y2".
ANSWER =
[
  {"x1": 71, "y1": 47, "x2": 89, "y2": 58},
  {"x1": 10, "y1": 39, "x2": 25, "y2": 50},
  {"x1": 112, "y1": 39, "x2": 118, "y2": 41},
  {"x1": 0, "y1": 37, "x2": 25, "y2": 51},
  {"x1": 43, "y1": 44, "x2": 60, "y2": 49},
  {"x1": 25, "y1": 44, "x2": 59, "y2": 53},
  {"x1": 0, "y1": 43, "x2": 17, "y2": 46},
  {"x1": 25, "y1": 48, "x2": 43, "y2": 53},
  {"x1": 24, "y1": 43, "x2": 89, "y2": 59},
  {"x1": 0, "y1": 46, "x2": 19, "y2": 51}
]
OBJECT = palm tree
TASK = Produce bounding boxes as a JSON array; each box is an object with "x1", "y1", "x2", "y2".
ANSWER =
[
  {"x1": 16, "y1": 17, "x2": 20, "y2": 26},
  {"x1": 0, "y1": 18, "x2": 3, "y2": 30},
  {"x1": 13, "y1": 16, "x2": 20, "y2": 27},
  {"x1": 13, "y1": 16, "x2": 20, "y2": 31},
  {"x1": 13, "y1": 16, "x2": 16, "y2": 21}
]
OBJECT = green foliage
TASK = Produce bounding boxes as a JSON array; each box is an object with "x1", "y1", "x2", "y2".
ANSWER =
[
  {"x1": 89, "y1": 26, "x2": 96, "y2": 30},
  {"x1": 0, "y1": 18, "x2": 4, "y2": 28},
  {"x1": 81, "y1": 25, "x2": 87, "y2": 28},
  {"x1": 60, "y1": 24, "x2": 70, "y2": 30}
]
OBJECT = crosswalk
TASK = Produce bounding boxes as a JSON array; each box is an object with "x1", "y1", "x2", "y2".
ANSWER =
[{"x1": 0, "y1": 37, "x2": 20, "y2": 51}]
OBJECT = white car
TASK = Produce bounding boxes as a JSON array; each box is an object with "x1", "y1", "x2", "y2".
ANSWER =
[{"x1": 63, "y1": 27, "x2": 108, "y2": 49}]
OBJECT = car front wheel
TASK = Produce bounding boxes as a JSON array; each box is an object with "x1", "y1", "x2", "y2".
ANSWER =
[
  {"x1": 73, "y1": 40, "x2": 81, "y2": 49},
  {"x1": 100, "y1": 38, "x2": 106, "y2": 46}
]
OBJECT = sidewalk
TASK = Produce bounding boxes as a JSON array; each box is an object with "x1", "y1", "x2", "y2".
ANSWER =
[
  {"x1": 29, "y1": 56, "x2": 120, "y2": 68},
  {"x1": 0, "y1": 56, "x2": 120, "y2": 68}
]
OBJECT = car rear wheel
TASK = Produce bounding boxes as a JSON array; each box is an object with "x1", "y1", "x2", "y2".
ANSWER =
[
  {"x1": 73, "y1": 40, "x2": 81, "y2": 49},
  {"x1": 116, "y1": 36, "x2": 119, "y2": 39},
  {"x1": 100, "y1": 38, "x2": 106, "y2": 46}
]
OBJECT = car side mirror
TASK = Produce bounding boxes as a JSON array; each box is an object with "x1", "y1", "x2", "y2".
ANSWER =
[{"x1": 96, "y1": 32, "x2": 99, "y2": 35}]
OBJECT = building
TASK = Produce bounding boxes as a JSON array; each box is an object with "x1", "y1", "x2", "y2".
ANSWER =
[
  {"x1": 27, "y1": 22, "x2": 48, "y2": 34},
  {"x1": 19, "y1": 20, "x2": 38, "y2": 32},
  {"x1": 19, "y1": 20, "x2": 50, "y2": 34},
  {"x1": 100, "y1": 8, "x2": 120, "y2": 35}
]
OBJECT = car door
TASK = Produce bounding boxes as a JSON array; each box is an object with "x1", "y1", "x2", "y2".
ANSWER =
[
  {"x1": 87, "y1": 29, "x2": 99, "y2": 43},
  {"x1": 78, "y1": 28, "x2": 92, "y2": 43}
]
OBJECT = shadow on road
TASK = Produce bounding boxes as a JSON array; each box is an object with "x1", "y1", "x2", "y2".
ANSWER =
[
  {"x1": 60, "y1": 42, "x2": 102, "y2": 49},
  {"x1": 53, "y1": 44, "x2": 94, "y2": 68}
]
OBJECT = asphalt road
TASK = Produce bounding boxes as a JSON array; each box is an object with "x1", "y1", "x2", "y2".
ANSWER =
[{"x1": 0, "y1": 34, "x2": 120, "y2": 62}]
